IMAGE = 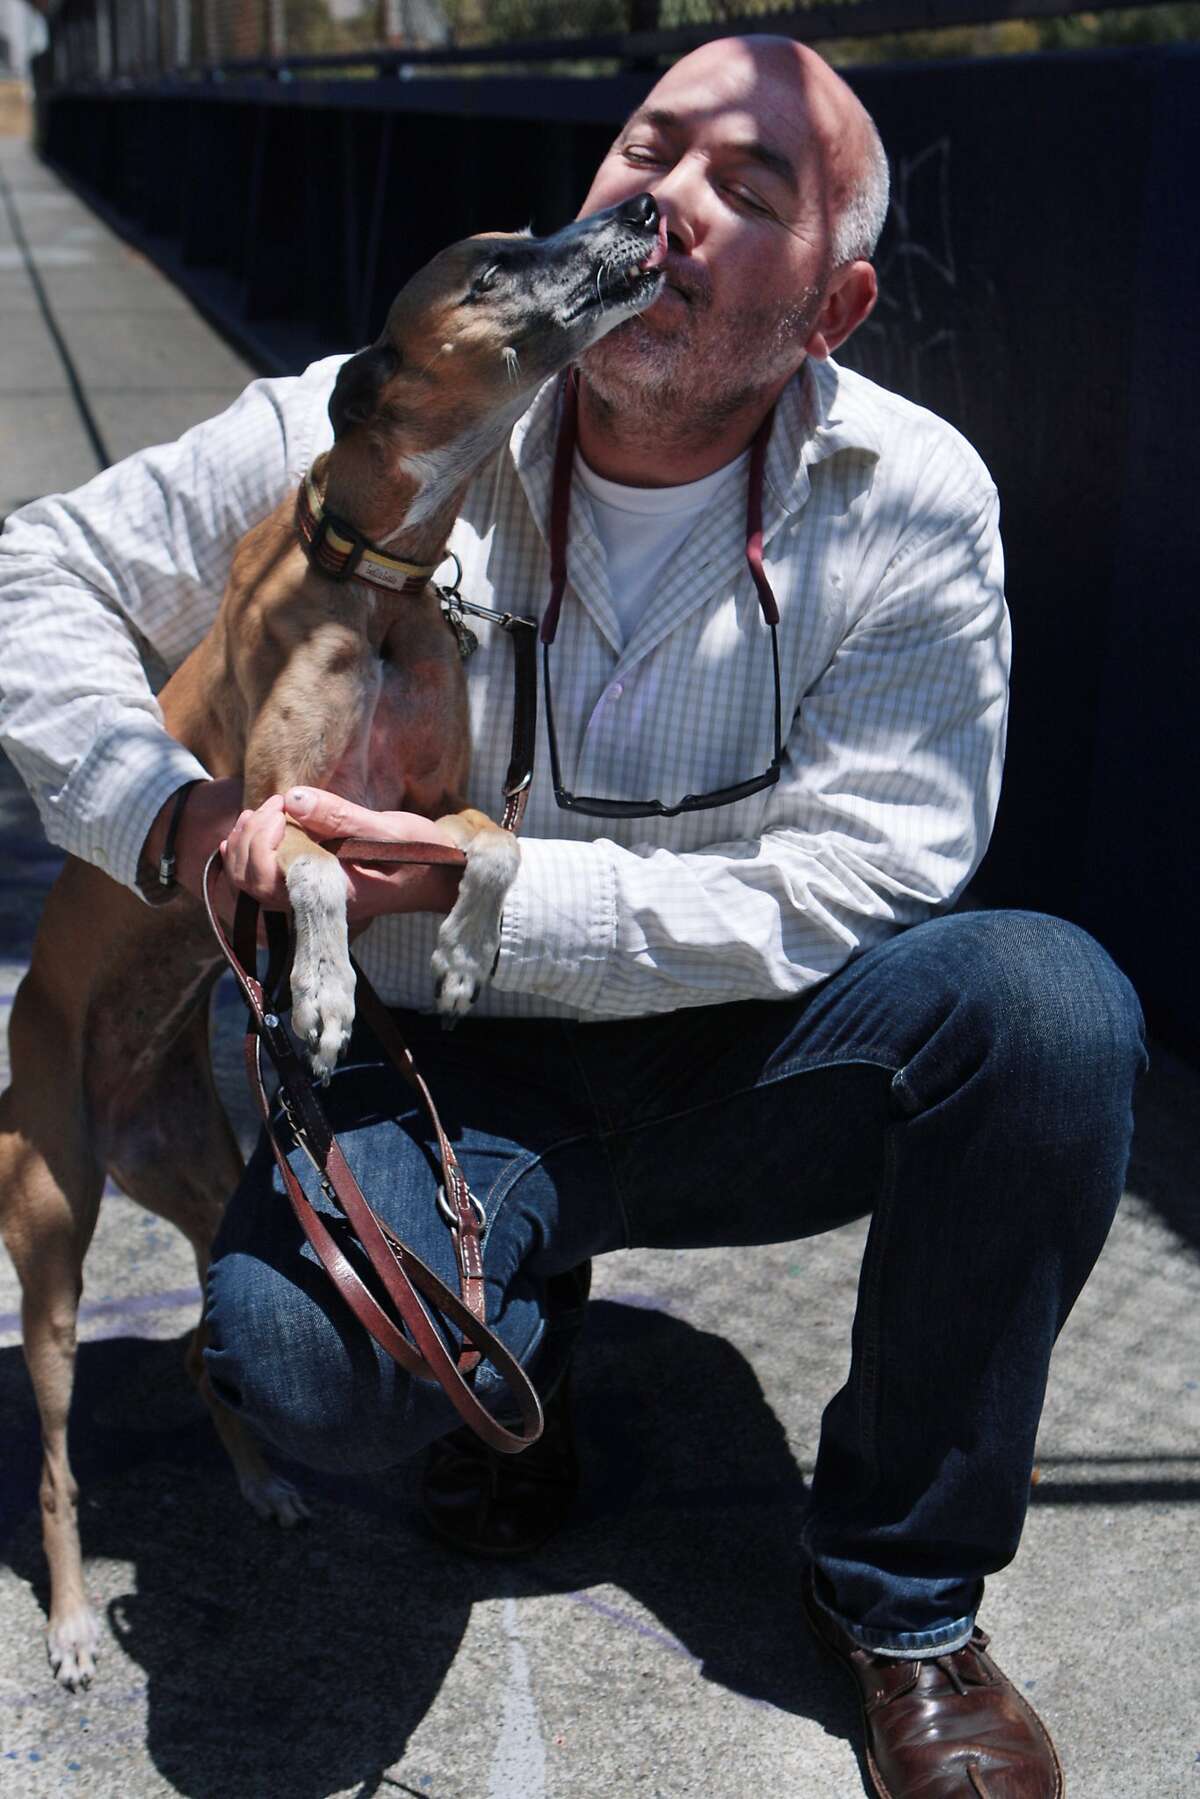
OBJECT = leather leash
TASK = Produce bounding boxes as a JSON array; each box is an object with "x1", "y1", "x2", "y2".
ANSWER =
[
  {"x1": 435, "y1": 582, "x2": 538, "y2": 834},
  {"x1": 203, "y1": 850, "x2": 543, "y2": 1454}
]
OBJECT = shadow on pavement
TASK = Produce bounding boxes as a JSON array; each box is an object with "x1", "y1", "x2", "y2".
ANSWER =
[
  {"x1": 1125, "y1": 1044, "x2": 1200, "y2": 1258},
  {"x1": 0, "y1": 1298, "x2": 862, "y2": 1799}
]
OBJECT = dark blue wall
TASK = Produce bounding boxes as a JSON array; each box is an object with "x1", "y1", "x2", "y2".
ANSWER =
[
  {"x1": 37, "y1": 45, "x2": 1200, "y2": 1051},
  {"x1": 841, "y1": 50, "x2": 1198, "y2": 1065}
]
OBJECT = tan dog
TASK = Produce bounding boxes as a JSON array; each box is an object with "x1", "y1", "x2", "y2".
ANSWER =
[{"x1": 0, "y1": 195, "x2": 665, "y2": 1687}]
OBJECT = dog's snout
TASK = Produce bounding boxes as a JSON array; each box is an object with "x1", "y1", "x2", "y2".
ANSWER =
[{"x1": 617, "y1": 193, "x2": 658, "y2": 234}]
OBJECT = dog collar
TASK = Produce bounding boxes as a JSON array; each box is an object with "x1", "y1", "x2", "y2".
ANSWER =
[{"x1": 295, "y1": 472, "x2": 438, "y2": 595}]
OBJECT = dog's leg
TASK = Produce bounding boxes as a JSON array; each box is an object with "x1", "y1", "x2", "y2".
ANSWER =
[
  {"x1": 430, "y1": 808, "x2": 520, "y2": 1018},
  {"x1": 0, "y1": 1056, "x2": 104, "y2": 1689},
  {"x1": 185, "y1": 1317, "x2": 310, "y2": 1527},
  {"x1": 241, "y1": 633, "x2": 377, "y2": 1080},
  {"x1": 273, "y1": 823, "x2": 355, "y2": 1080},
  {"x1": 106, "y1": 1004, "x2": 309, "y2": 1529}
]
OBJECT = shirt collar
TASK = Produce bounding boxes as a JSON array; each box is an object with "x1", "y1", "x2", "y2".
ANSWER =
[
  {"x1": 767, "y1": 357, "x2": 883, "y2": 513},
  {"x1": 507, "y1": 356, "x2": 885, "y2": 674},
  {"x1": 510, "y1": 354, "x2": 882, "y2": 531}
]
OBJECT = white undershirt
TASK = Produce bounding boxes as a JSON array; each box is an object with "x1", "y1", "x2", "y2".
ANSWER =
[{"x1": 575, "y1": 448, "x2": 750, "y2": 644}]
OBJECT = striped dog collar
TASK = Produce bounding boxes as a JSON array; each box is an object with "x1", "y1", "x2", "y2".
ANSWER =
[{"x1": 295, "y1": 471, "x2": 439, "y2": 595}]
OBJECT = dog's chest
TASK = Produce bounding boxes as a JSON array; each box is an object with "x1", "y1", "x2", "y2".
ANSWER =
[{"x1": 329, "y1": 644, "x2": 467, "y2": 811}]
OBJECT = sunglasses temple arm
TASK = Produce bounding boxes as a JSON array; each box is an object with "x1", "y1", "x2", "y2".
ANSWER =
[
  {"x1": 770, "y1": 622, "x2": 784, "y2": 763},
  {"x1": 542, "y1": 640, "x2": 568, "y2": 799}
]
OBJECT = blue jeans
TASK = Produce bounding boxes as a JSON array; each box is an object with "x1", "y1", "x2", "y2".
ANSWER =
[{"x1": 205, "y1": 909, "x2": 1145, "y2": 1656}]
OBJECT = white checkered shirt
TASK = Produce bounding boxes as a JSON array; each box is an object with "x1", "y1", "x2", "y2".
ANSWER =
[{"x1": 0, "y1": 354, "x2": 1008, "y2": 1020}]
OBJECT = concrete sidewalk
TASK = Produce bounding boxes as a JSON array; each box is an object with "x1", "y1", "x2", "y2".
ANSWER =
[{"x1": 1, "y1": 132, "x2": 1199, "y2": 1799}]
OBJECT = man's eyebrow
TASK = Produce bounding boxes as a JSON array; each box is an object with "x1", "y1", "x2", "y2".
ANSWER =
[
  {"x1": 623, "y1": 106, "x2": 679, "y2": 137},
  {"x1": 621, "y1": 107, "x2": 798, "y2": 193}
]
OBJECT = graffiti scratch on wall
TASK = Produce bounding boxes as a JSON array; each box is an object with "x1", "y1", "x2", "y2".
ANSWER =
[{"x1": 847, "y1": 137, "x2": 966, "y2": 417}]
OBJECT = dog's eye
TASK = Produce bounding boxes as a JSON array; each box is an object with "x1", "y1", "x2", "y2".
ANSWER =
[{"x1": 471, "y1": 264, "x2": 502, "y2": 298}]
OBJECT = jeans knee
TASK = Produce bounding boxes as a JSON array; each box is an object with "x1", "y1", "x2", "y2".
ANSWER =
[
  {"x1": 978, "y1": 911, "x2": 1144, "y2": 1081},
  {"x1": 204, "y1": 1248, "x2": 424, "y2": 1474},
  {"x1": 898, "y1": 910, "x2": 1146, "y2": 1120}
]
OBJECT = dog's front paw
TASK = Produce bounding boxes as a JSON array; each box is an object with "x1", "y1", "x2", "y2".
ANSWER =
[
  {"x1": 431, "y1": 933, "x2": 493, "y2": 1020},
  {"x1": 430, "y1": 827, "x2": 516, "y2": 1020},
  {"x1": 47, "y1": 1602, "x2": 100, "y2": 1690},
  {"x1": 238, "y1": 1469, "x2": 311, "y2": 1528},
  {"x1": 286, "y1": 855, "x2": 355, "y2": 1079},
  {"x1": 291, "y1": 967, "x2": 356, "y2": 1080}
]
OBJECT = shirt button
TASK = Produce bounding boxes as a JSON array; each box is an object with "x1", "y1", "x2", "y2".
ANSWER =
[{"x1": 609, "y1": 682, "x2": 624, "y2": 700}]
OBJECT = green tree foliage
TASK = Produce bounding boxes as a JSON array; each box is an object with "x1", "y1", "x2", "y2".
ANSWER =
[{"x1": 825, "y1": 5, "x2": 1200, "y2": 65}]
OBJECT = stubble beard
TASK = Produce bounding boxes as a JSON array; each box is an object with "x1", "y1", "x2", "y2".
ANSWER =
[{"x1": 581, "y1": 283, "x2": 824, "y2": 443}]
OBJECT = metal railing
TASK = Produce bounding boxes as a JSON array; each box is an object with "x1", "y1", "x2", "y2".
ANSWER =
[{"x1": 43, "y1": 0, "x2": 1192, "y2": 87}]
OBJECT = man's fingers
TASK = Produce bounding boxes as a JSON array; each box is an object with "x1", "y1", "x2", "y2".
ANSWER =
[
  {"x1": 223, "y1": 799, "x2": 287, "y2": 900},
  {"x1": 246, "y1": 812, "x2": 286, "y2": 894},
  {"x1": 221, "y1": 809, "x2": 253, "y2": 882},
  {"x1": 284, "y1": 786, "x2": 367, "y2": 839}
]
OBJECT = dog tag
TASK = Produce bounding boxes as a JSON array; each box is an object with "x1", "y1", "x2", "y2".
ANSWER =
[{"x1": 441, "y1": 599, "x2": 479, "y2": 662}]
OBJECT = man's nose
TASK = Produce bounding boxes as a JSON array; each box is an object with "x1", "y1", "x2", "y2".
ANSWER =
[{"x1": 630, "y1": 159, "x2": 699, "y2": 254}]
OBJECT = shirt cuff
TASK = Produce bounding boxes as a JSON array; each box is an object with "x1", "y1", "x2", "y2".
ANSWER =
[
  {"x1": 51, "y1": 713, "x2": 211, "y2": 895},
  {"x1": 489, "y1": 836, "x2": 617, "y2": 1012}
]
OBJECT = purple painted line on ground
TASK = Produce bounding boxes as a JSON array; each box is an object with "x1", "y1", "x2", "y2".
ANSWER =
[
  {"x1": 566, "y1": 1589, "x2": 700, "y2": 1663},
  {"x1": 0, "y1": 1283, "x2": 201, "y2": 1337},
  {"x1": 563, "y1": 1589, "x2": 774, "y2": 1709},
  {"x1": 596, "y1": 1288, "x2": 679, "y2": 1313}
]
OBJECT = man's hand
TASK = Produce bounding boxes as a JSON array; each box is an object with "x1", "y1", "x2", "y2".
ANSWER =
[{"x1": 222, "y1": 786, "x2": 464, "y2": 924}]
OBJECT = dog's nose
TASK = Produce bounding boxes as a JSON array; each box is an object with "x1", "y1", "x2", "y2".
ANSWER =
[{"x1": 617, "y1": 193, "x2": 658, "y2": 233}]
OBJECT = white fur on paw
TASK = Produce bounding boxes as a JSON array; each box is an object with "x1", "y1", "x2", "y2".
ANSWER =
[
  {"x1": 431, "y1": 934, "x2": 492, "y2": 1018},
  {"x1": 431, "y1": 830, "x2": 518, "y2": 1018},
  {"x1": 238, "y1": 1470, "x2": 311, "y2": 1528},
  {"x1": 47, "y1": 1604, "x2": 100, "y2": 1690},
  {"x1": 286, "y1": 855, "x2": 355, "y2": 1079}
]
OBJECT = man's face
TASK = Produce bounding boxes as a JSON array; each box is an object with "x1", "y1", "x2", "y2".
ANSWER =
[{"x1": 577, "y1": 42, "x2": 850, "y2": 418}]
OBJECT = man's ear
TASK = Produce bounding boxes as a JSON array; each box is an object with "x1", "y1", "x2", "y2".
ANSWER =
[
  {"x1": 803, "y1": 261, "x2": 878, "y2": 361},
  {"x1": 329, "y1": 343, "x2": 402, "y2": 439}
]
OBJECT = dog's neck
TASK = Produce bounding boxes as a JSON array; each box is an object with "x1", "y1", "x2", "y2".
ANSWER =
[
  {"x1": 313, "y1": 449, "x2": 466, "y2": 573},
  {"x1": 375, "y1": 494, "x2": 464, "y2": 569}
]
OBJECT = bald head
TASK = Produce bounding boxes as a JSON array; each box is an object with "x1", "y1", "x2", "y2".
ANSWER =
[{"x1": 641, "y1": 35, "x2": 888, "y2": 267}]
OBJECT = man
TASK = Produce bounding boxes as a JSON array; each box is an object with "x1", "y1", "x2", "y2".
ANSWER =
[{"x1": 0, "y1": 36, "x2": 1143, "y2": 1798}]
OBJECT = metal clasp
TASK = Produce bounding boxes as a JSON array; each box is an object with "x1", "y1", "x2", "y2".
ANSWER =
[
  {"x1": 437, "y1": 553, "x2": 480, "y2": 660},
  {"x1": 436, "y1": 1180, "x2": 487, "y2": 1231}
]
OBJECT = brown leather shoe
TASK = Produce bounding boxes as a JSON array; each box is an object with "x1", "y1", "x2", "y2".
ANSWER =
[
  {"x1": 419, "y1": 1264, "x2": 589, "y2": 1558},
  {"x1": 802, "y1": 1571, "x2": 1064, "y2": 1798}
]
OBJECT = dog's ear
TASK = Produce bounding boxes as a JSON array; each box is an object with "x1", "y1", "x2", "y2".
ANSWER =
[{"x1": 329, "y1": 344, "x2": 401, "y2": 439}]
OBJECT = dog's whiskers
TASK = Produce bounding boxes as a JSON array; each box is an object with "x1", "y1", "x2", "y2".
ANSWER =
[
  {"x1": 595, "y1": 253, "x2": 619, "y2": 307},
  {"x1": 502, "y1": 345, "x2": 520, "y2": 383}
]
